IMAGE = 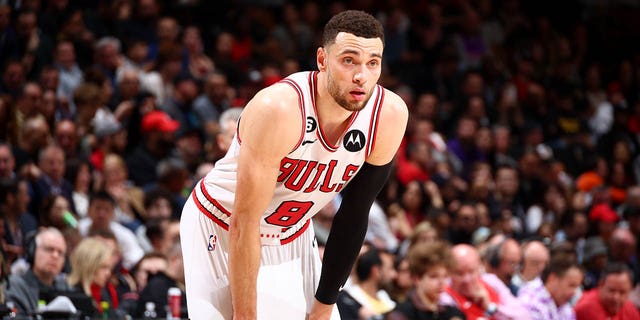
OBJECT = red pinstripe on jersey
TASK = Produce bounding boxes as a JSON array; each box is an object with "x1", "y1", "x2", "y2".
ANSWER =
[{"x1": 366, "y1": 85, "x2": 384, "y2": 157}]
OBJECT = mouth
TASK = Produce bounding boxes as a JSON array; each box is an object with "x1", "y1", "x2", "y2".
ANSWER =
[{"x1": 349, "y1": 89, "x2": 366, "y2": 101}]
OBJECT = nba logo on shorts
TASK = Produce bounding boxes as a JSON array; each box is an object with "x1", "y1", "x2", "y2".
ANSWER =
[{"x1": 207, "y1": 234, "x2": 217, "y2": 251}]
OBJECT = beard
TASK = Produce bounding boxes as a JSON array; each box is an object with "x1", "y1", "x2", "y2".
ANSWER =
[{"x1": 327, "y1": 71, "x2": 373, "y2": 112}]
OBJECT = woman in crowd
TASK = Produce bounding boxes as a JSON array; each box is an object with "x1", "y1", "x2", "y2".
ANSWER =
[{"x1": 68, "y1": 237, "x2": 121, "y2": 317}]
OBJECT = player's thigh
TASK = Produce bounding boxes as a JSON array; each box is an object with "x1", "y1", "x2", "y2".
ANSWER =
[
  {"x1": 181, "y1": 199, "x2": 232, "y2": 319},
  {"x1": 256, "y1": 257, "x2": 308, "y2": 320}
]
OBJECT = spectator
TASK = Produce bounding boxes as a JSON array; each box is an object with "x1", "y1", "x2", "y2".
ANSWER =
[
  {"x1": 136, "y1": 188, "x2": 174, "y2": 253},
  {"x1": 65, "y1": 158, "x2": 92, "y2": 219},
  {"x1": 67, "y1": 237, "x2": 118, "y2": 317},
  {"x1": 193, "y1": 72, "x2": 232, "y2": 130},
  {"x1": 337, "y1": 248, "x2": 397, "y2": 319},
  {"x1": 447, "y1": 202, "x2": 479, "y2": 245},
  {"x1": 386, "y1": 241, "x2": 465, "y2": 320},
  {"x1": 484, "y1": 236, "x2": 522, "y2": 295},
  {"x1": 212, "y1": 107, "x2": 242, "y2": 160},
  {"x1": 53, "y1": 120, "x2": 80, "y2": 163},
  {"x1": 30, "y1": 144, "x2": 75, "y2": 218},
  {"x1": 101, "y1": 154, "x2": 145, "y2": 227},
  {"x1": 132, "y1": 252, "x2": 168, "y2": 293},
  {"x1": 440, "y1": 244, "x2": 530, "y2": 320},
  {"x1": 5, "y1": 227, "x2": 70, "y2": 316},
  {"x1": 90, "y1": 229, "x2": 139, "y2": 317},
  {"x1": 54, "y1": 41, "x2": 82, "y2": 107},
  {"x1": 0, "y1": 179, "x2": 37, "y2": 259},
  {"x1": 126, "y1": 110, "x2": 178, "y2": 187},
  {"x1": 518, "y1": 254, "x2": 583, "y2": 320},
  {"x1": 77, "y1": 191, "x2": 143, "y2": 271},
  {"x1": 574, "y1": 262, "x2": 640, "y2": 320},
  {"x1": 159, "y1": 74, "x2": 201, "y2": 137},
  {"x1": 581, "y1": 236, "x2": 608, "y2": 290},
  {"x1": 135, "y1": 241, "x2": 187, "y2": 319},
  {"x1": 0, "y1": 60, "x2": 25, "y2": 99},
  {"x1": 512, "y1": 240, "x2": 550, "y2": 293},
  {"x1": 488, "y1": 165, "x2": 526, "y2": 238},
  {"x1": 0, "y1": 143, "x2": 15, "y2": 179},
  {"x1": 388, "y1": 256, "x2": 412, "y2": 304}
]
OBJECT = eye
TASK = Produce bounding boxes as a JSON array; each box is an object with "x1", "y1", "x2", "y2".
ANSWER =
[
  {"x1": 343, "y1": 57, "x2": 353, "y2": 64},
  {"x1": 368, "y1": 60, "x2": 380, "y2": 67}
]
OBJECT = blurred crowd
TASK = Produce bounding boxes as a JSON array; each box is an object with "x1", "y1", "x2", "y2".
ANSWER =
[{"x1": 0, "y1": 0, "x2": 640, "y2": 319}]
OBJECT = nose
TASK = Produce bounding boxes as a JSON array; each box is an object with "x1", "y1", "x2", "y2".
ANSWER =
[{"x1": 353, "y1": 65, "x2": 366, "y2": 84}]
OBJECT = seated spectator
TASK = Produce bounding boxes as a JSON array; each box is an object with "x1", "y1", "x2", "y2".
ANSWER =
[
  {"x1": 388, "y1": 256, "x2": 412, "y2": 304},
  {"x1": 0, "y1": 178, "x2": 37, "y2": 259},
  {"x1": 101, "y1": 154, "x2": 145, "y2": 228},
  {"x1": 29, "y1": 144, "x2": 75, "y2": 219},
  {"x1": 132, "y1": 252, "x2": 168, "y2": 293},
  {"x1": 337, "y1": 248, "x2": 397, "y2": 319},
  {"x1": 90, "y1": 229, "x2": 138, "y2": 316},
  {"x1": 574, "y1": 262, "x2": 640, "y2": 320},
  {"x1": 135, "y1": 241, "x2": 187, "y2": 319},
  {"x1": 581, "y1": 236, "x2": 608, "y2": 290},
  {"x1": 67, "y1": 237, "x2": 120, "y2": 318},
  {"x1": 77, "y1": 192, "x2": 143, "y2": 270},
  {"x1": 518, "y1": 254, "x2": 583, "y2": 320},
  {"x1": 447, "y1": 203, "x2": 479, "y2": 245},
  {"x1": 386, "y1": 241, "x2": 465, "y2": 320},
  {"x1": 126, "y1": 110, "x2": 179, "y2": 188},
  {"x1": 484, "y1": 236, "x2": 522, "y2": 295},
  {"x1": 511, "y1": 240, "x2": 550, "y2": 294},
  {"x1": 136, "y1": 188, "x2": 174, "y2": 253},
  {"x1": 440, "y1": 244, "x2": 530, "y2": 320},
  {"x1": 5, "y1": 227, "x2": 70, "y2": 316}
]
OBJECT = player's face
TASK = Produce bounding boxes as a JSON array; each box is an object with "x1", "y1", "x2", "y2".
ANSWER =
[{"x1": 322, "y1": 32, "x2": 383, "y2": 112}]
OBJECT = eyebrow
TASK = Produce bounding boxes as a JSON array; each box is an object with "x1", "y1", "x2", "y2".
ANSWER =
[{"x1": 339, "y1": 49, "x2": 382, "y2": 59}]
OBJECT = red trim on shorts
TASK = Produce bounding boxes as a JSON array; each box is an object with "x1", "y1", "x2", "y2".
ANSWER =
[
  {"x1": 279, "y1": 79, "x2": 306, "y2": 153},
  {"x1": 280, "y1": 219, "x2": 310, "y2": 245},
  {"x1": 199, "y1": 181, "x2": 231, "y2": 216},
  {"x1": 192, "y1": 191, "x2": 229, "y2": 231},
  {"x1": 366, "y1": 86, "x2": 384, "y2": 157}
]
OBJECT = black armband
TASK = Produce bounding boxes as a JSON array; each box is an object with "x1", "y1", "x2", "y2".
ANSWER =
[{"x1": 315, "y1": 161, "x2": 392, "y2": 304}]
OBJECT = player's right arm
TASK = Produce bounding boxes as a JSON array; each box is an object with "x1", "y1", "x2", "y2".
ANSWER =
[{"x1": 228, "y1": 83, "x2": 302, "y2": 320}]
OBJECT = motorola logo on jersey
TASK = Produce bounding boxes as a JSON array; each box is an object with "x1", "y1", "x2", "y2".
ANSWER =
[
  {"x1": 306, "y1": 117, "x2": 317, "y2": 133},
  {"x1": 343, "y1": 130, "x2": 366, "y2": 152}
]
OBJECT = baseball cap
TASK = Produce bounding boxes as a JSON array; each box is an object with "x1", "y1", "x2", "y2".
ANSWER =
[
  {"x1": 589, "y1": 203, "x2": 619, "y2": 223},
  {"x1": 141, "y1": 110, "x2": 180, "y2": 134}
]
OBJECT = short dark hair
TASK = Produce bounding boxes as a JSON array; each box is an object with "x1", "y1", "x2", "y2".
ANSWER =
[
  {"x1": 600, "y1": 262, "x2": 634, "y2": 285},
  {"x1": 0, "y1": 178, "x2": 18, "y2": 202},
  {"x1": 356, "y1": 248, "x2": 382, "y2": 281},
  {"x1": 322, "y1": 10, "x2": 384, "y2": 47},
  {"x1": 408, "y1": 241, "x2": 452, "y2": 277},
  {"x1": 541, "y1": 253, "x2": 582, "y2": 283},
  {"x1": 90, "y1": 191, "x2": 115, "y2": 206}
]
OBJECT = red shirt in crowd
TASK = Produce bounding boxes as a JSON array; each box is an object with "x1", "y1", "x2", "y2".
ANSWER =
[{"x1": 574, "y1": 289, "x2": 640, "y2": 320}]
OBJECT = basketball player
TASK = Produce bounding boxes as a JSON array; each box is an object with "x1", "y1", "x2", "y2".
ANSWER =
[{"x1": 180, "y1": 10, "x2": 408, "y2": 320}]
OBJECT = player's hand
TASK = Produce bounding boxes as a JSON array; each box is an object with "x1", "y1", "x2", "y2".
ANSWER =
[{"x1": 307, "y1": 300, "x2": 334, "y2": 320}]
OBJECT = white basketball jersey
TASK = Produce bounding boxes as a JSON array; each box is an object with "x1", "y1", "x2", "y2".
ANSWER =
[{"x1": 198, "y1": 71, "x2": 384, "y2": 245}]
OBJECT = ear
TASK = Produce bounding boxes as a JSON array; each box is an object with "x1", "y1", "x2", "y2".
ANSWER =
[{"x1": 317, "y1": 47, "x2": 327, "y2": 72}]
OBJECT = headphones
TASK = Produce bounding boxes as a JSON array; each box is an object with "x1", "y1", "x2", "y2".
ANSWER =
[
  {"x1": 24, "y1": 230, "x2": 39, "y2": 265},
  {"x1": 487, "y1": 238, "x2": 506, "y2": 269}
]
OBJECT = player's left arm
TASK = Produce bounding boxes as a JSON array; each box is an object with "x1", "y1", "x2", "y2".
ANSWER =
[{"x1": 310, "y1": 89, "x2": 408, "y2": 318}]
